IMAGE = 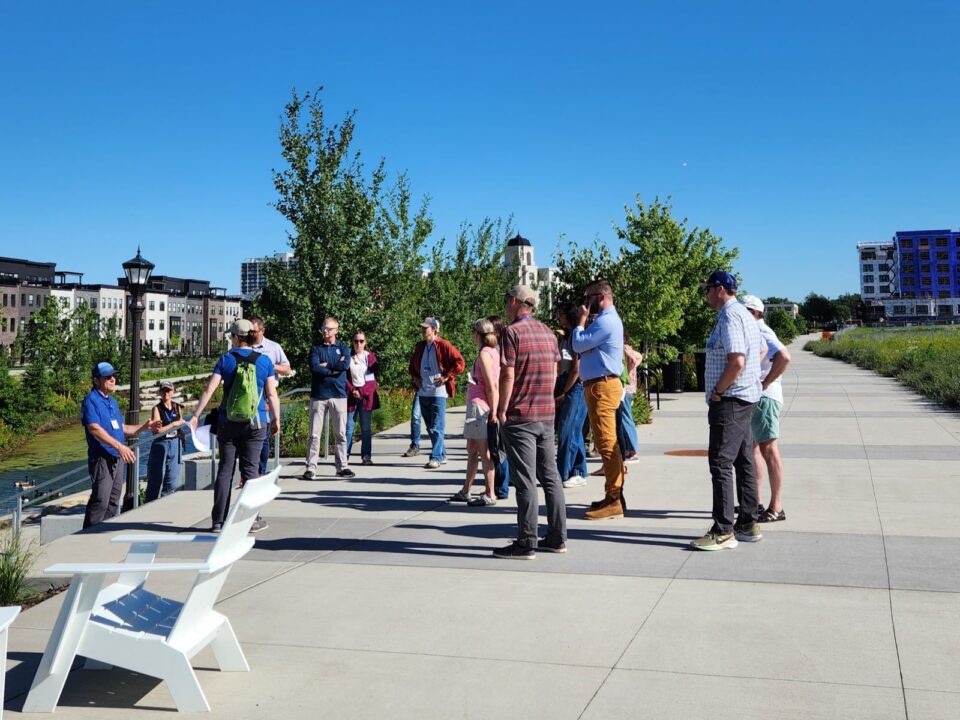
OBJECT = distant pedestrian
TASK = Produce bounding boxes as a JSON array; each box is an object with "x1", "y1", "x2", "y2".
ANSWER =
[
  {"x1": 616, "y1": 334, "x2": 643, "y2": 463},
  {"x1": 250, "y1": 315, "x2": 292, "y2": 476},
  {"x1": 190, "y1": 319, "x2": 281, "y2": 533},
  {"x1": 81, "y1": 362, "x2": 161, "y2": 528},
  {"x1": 303, "y1": 317, "x2": 354, "y2": 479},
  {"x1": 572, "y1": 279, "x2": 626, "y2": 520},
  {"x1": 554, "y1": 303, "x2": 588, "y2": 489},
  {"x1": 145, "y1": 381, "x2": 185, "y2": 502},
  {"x1": 407, "y1": 317, "x2": 465, "y2": 469},
  {"x1": 450, "y1": 318, "x2": 500, "y2": 506},
  {"x1": 493, "y1": 285, "x2": 567, "y2": 559},
  {"x1": 691, "y1": 271, "x2": 763, "y2": 551},
  {"x1": 346, "y1": 331, "x2": 379, "y2": 466},
  {"x1": 487, "y1": 314, "x2": 511, "y2": 499},
  {"x1": 740, "y1": 295, "x2": 791, "y2": 523}
]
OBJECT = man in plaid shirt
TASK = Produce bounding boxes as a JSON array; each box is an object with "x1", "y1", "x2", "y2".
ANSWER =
[
  {"x1": 493, "y1": 285, "x2": 567, "y2": 559},
  {"x1": 692, "y1": 270, "x2": 764, "y2": 551}
]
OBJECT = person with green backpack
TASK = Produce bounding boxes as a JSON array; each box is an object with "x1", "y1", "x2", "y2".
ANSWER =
[{"x1": 190, "y1": 318, "x2": 281, "y2": 533}]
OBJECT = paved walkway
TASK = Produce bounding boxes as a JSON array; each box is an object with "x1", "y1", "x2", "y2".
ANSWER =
[{"x1": 4, "y1": 335, "x2": 958, "y2": 718}]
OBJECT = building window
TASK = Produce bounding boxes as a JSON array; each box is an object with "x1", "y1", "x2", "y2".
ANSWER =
[
  {"x1": 28, "y1": 295, "x2": 34, "y2": 306},
  {"x1": 904, "y1": 292, "x2": 916, "y2": 298},
  {"x1": 921, "y1": 264, "x2": 931, "y2": 273},
  {"x1": 899, "y1": 275, "x2": 912, "y2": 285},
  {"x1": 879, "y1": 274, "x2": 891, "y2": 282},
  {"x1": 1, "y1": 294, "x2": 5, "y2": 307},
  {"x1": 862, "y1": 275, "x2": 875, "y2": 283},
  {"x1": 10, "y1": 318, "x2": 14, "y2": 332},
  {"x1": 892, "y1": 305, "x2": 907, "y2": 314},
  {"x1": 159, "y1": 320, "x2": 165, "y2": 330},
  {"x1": 936, "y1": 237, "x2": 948, "y2": 247},
  {"x1": 9, "y1": 294, "x2": 14, "y2": 308},
  {"x1": 159, "y1": 301, "x2": 165, "y2": 311},
  {"x1": 939, "y1": 291, "x2": 951, "y2": 299},
  {"x1": 148, "y1": 301, "x2": 155, "y2": 311},
  {"x1": 148, "y1": 319, "x2": 155, "y2": 330},
  {"x1": 937, "y1": 251, "x2": 949, "y2": 260},
  {"x1": 879, "y1": 285, "x2": 890, "y2": 293},
  {"x1": 920, "y1": 251, "x2": 930, "y2": 260},
  {"x1": 901, "y1": 239, "x2": 914, "y2": 248},
  {"x1": 937, "y1": 265, "x2": 949, "y2": 274},
  {"x1": 861, "y1": 263, "x2": 872, "y2": 271},
  {"x1": 903, "y1": 265, "x2": 914, "y2": 273},
  {"x1": 938, "y1": 276, "x2": 950, "y2": 286},
  {"x1": 864, "y1": 286, "x2": 875, "y2": 294}
]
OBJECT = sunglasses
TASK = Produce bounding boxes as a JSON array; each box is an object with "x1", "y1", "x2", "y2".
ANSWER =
[
  {"x1": 354, "y1": 338, "x2": 366, "y2": 344},
  {"x1": 322, "y1": 326, "x2": 337, "y2": 332}
]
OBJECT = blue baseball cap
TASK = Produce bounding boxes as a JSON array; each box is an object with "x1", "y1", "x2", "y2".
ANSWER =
[
  {"x1": 93, "y1": 362, "x2": 119, "y2": 379},
  {"x1": 701, "y1": 270, "x2": 737, "y2": 292}
]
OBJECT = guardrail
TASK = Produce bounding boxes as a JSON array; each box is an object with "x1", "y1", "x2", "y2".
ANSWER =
[{"x1": 5, "y1": 385, "x2": 319, "y2": 536}]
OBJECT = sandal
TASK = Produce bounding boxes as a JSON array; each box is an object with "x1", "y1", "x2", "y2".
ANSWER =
[
  {"x1": 449, "y1": 489, "x2": 471, "y2": 503},
  {"x1": 468, "y1": 494, "x2": 497, "y2": 507},
  {"x1": 758, "y1": 508, "x2": 785, "y2": 523}
]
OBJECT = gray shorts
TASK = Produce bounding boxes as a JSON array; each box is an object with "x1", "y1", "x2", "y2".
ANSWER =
[{"x1": 463, "y1": 401, "x2": 491, "y2": 440}]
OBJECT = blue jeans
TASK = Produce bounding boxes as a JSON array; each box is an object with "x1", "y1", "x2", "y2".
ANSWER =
[
  {"x1": 259, "y1": 434, "x2": 272, "y2": 476},
  {"x1": 347, "y1": 405, "x2": 373, "y2": 459},
  {"x1": 556, "y1": 382, "x2": 588, "y2": 480},
  {"x1": 418, "y1": 395, "x2": 446, "y2": 462},
  {"x1": 410, "y1": 395, "x2": 421, "y2": 449},
  {"x1": 616, "y1": 392, "x2": 639, "y2": 457},
  {"x1": 145, "y1": 437, "x2": 182, "y2": 501}
]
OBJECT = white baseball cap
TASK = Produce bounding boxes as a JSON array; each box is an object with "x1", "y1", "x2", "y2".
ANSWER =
[{"x1": 740, "y1": 295, "x2": 764, "y2": 313}]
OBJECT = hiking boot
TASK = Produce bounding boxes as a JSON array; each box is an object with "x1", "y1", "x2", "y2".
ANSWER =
[
  {"x1": 734, "y1": 522, "x2": 763, "y2": 543},
  {"x1": 585, "y1": 497, "x2": 624, "y2": 520},
  {"x1": 337, "y1": 468, "x2": 356, "y2": 479},
  {"x1": 402, "y1": 446, "x2": 420, "y2": 457},
  {"x1": 690, "y1": 529, "x2": 738, "y2": 551},
  {"x1": 301, "y1": 470, "x2": 316, "y2": 480},
  {"x1": 538, "y1": 537, "x2": 567, "y2": 553},
  {"x1": 492, "y1": 542, "x2": 535, "y2": 560},
  {"x1": 361, "y1": 457, "x2": 373, "y2": 466}
]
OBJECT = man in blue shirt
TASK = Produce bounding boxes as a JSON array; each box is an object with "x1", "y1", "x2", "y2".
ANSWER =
[
  {"x1": 81, "y1": 362, "x2": 161, "y2": 528},
  {"x1": 692, "y1": 270, "x2": 764, "y2": 551},
  {"x1": 303, "y1": 317, "x2": 353, "y2": 479},
  {"x1": 571, "y1": 279, "x2": 626, "y2": 520}
]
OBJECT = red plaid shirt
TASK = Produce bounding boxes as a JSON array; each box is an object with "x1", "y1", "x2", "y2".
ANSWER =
[{"x1": 501, "y1": 315, "x2": 560, "y2": 425}]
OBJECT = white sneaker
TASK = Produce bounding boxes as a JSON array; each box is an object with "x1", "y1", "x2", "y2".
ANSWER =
[{"x1": 563, "y1": 475, "x2": 586, "y2": 488}]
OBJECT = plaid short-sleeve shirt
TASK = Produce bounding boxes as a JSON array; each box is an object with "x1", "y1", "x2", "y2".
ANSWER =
[
  {"x1": 501, "y1": 315, "x2": 560, "y2": 425},
  {"x1": 704, "y1": 299, "x2": 762, "y2": 404}
]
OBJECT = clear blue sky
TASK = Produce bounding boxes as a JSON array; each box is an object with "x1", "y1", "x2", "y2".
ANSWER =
[{"x1": 1, "y1": 1, "x2": 957, "y2": 301}]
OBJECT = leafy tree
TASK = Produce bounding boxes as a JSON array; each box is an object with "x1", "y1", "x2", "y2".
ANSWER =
[
  {"x1": 764, "y1": 307, "x2": 797, "y2": 344},
  {"x1": 800, "y1": 293, "x2": 835, "y2": 327},
  {"x1": 833, "y1": 292, "x2": 861, "y2": 323},
  {"x1": 764, "y1": 296, "x2": 792, "y2": 305},
  {"x1": 553, "y1": 197, "x2": 738, "y2": 362},
  {"x1": 254, "y1": 88, "x2": 433, "y2": 386}
]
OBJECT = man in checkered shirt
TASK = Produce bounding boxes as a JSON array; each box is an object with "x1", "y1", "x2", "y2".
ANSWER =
[{"x1": 691, "y1": 270, "x2": 765, "y2": 551}]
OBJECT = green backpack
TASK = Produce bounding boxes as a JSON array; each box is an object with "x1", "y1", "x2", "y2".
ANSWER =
[{"x1": 225, "y1": 350, "x2": 263, "y2": 425}]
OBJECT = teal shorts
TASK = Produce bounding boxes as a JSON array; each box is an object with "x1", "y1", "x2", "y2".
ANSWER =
[{"x1": 751, "y1": 396, "x2": 781, "y2": 443}]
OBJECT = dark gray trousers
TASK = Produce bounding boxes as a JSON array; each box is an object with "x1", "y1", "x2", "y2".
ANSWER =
[
  {"x1": 708, "y1": 397, "x2": 758, "y2": 533},
  {"x1": 84, "y1": 455, "x2": 124, "y2": 528},
  {"x1": 213, "y1": 420, "x2": 267, "y2": 526},
  {"x1": 503, "y1": 421, "x2": 567, "y2": 549}
]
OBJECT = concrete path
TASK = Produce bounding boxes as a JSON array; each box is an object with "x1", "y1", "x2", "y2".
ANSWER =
[{"x1": 4, "y1": 335, "x2": 958, "y2": 718}]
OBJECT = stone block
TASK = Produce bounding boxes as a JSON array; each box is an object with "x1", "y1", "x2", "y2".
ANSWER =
[{"x1": 183, "y1": 452, "x2": 214, "y2": 490}]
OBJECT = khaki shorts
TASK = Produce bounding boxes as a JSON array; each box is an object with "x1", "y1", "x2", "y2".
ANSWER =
[
  {"x1": 752, "y1": 396, "x2": 781, "y2": 443},
  {"x1": 463, "y1": 400, "x2": 491, "y2": 440}
]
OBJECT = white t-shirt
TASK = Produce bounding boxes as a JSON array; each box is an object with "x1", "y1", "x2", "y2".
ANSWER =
[
  {"x1": 758, "y1": 320, "x2": 786, "y2": 404},
  {"x1": 418, "y1": 342, "x2": 447, "y2": 399},
  {"x1": 350, "y1": 351, "x2": 372, "y2": 388}
]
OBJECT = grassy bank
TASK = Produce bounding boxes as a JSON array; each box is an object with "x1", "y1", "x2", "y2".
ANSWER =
[{"x1": 807, "y1": 326, "x2": 960, "y2": 407}]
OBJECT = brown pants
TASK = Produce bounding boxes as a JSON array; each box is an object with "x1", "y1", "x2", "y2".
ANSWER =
[{"x1": 585, "y1": 377, "x2": 624, "y2": 498}]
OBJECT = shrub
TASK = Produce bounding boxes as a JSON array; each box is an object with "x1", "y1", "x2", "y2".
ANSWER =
[
  {"x1": 0, "y1": 531, "x2": 38, "y2": 605},
  {"x1": 632, "y1": 392, "x2": 652, "y2": 425}
]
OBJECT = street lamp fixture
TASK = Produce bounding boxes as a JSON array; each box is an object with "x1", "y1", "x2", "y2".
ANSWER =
[{"x1": 121, "y1": 247, "x2": 154, "y2": 510}]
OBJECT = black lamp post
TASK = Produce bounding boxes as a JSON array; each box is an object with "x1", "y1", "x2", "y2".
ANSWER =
[{"x1": 122, "y1": 247, "x2": 154, "y2": 510}]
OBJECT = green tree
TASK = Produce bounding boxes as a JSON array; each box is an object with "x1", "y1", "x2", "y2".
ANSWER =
[
  {"x1": 254, "y1": 88, "x2": 433, "y2": 386},
  {"x1": 833, "y1": 292, "x2": 861, "y2": 323},
  {"x1": 553, "y1": 197, "x2": 738, "y2": 362},
  {"x1": 800, "y1": 293, "x2": 835, "y2": 327},
  {"x1": 764, "y1": 307, "x2": 797, "y2": 344}
]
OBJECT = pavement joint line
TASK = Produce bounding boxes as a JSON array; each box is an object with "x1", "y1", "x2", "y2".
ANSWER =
[
  {"x1": 607, "y1": 666, "x2": 906, "y2": 691},
  {"x1": 576, "y1": 527, "x2": 697, "y2": 719},
  {"x1": 840, "y1": 380, "x2": 911, "y2": 719}
]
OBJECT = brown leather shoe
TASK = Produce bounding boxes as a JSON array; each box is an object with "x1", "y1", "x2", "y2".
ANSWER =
[{"x1": 585, "y1": 497, "x2": 624, "y2": 520}]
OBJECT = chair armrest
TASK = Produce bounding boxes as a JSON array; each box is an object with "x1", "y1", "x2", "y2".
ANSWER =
[
  {"x1": 44, "y1": 561, "x2": 211, "y2": 576},
  {"x1": 0, "y1": 606, "x2": 20, "y2": 632},
  {"x1": 110, "y1": 534, "x2": 217, "y2": 545}
]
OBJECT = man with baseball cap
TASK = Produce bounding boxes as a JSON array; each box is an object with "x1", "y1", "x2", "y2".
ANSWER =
[
  {"x1": 494, "y1": 284, "x2": 567, "y2": 558},
  {"x1": 692, "y1": 270, "x2": 764, "y2": 551},
  {"x1": 408, "y1": 316, "x2": 465, "y2": 469},
  {"x1": 81, "y1": 362, "x2": 162, "y2": 528},
  {"x1": 740, "y1": 294, "x2": 791, "y2": 523}
]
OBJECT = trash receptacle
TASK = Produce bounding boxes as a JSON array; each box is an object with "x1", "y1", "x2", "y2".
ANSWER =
[{"x1": 663, "y1": 359, "x2": 685, "y2": 393}]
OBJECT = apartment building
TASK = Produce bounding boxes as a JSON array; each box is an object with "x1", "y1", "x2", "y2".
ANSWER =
[{"x1": 241, "y1": 252, "x2": 295, "y2": 298}]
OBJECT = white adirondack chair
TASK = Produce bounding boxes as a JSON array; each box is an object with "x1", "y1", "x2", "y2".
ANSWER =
[
  {"x1": 23, "y1": 466, "x2": 281, "y2": 713},
  {"x1": 0, "y1": 605, "x2": 21, "y2": 720}
]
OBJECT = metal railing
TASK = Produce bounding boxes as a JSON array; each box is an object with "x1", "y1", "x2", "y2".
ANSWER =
[{"x1": 5, "y1": 387, "x2": 320, "y2": 536}]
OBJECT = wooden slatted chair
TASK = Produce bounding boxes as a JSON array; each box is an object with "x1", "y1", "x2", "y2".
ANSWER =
[{"x1": 23, "y1": 466, "x2": 281, "y2": 713}]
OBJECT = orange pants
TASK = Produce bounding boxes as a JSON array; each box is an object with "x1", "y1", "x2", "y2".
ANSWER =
[{"x1": 584, "y1": 376, "x2": 624, "y2": 498}]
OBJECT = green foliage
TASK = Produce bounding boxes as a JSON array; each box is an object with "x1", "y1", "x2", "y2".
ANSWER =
[
  {"x1": 808, "y1": 327, "x2": 960, "y2": 406},
  {"x1": 553, "y1": 197, "x2": 738, "y2": 363},
  {"x1": 632, "y1": 391, "x2": 652, "y2": 425},
  {"x1": 765, "y1": 308, "x2": 797, "y2": 344},
  {"x1": 0, "y1": 531, "x2": 38, "y2": 605}
]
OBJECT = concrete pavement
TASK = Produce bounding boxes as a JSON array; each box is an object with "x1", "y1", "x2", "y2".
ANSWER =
[{"x1": 4, "y1": 335, "x2": 958, "y2": 718}]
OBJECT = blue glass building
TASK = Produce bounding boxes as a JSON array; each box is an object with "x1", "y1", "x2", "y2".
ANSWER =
[{"x1": 894, "y1": 229, "x2": 960, "y2": 299}]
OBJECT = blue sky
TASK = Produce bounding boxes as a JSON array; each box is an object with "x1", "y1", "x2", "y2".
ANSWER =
[{"x1": 1, "y1": 1, "x2": 957, "y2": 301}]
